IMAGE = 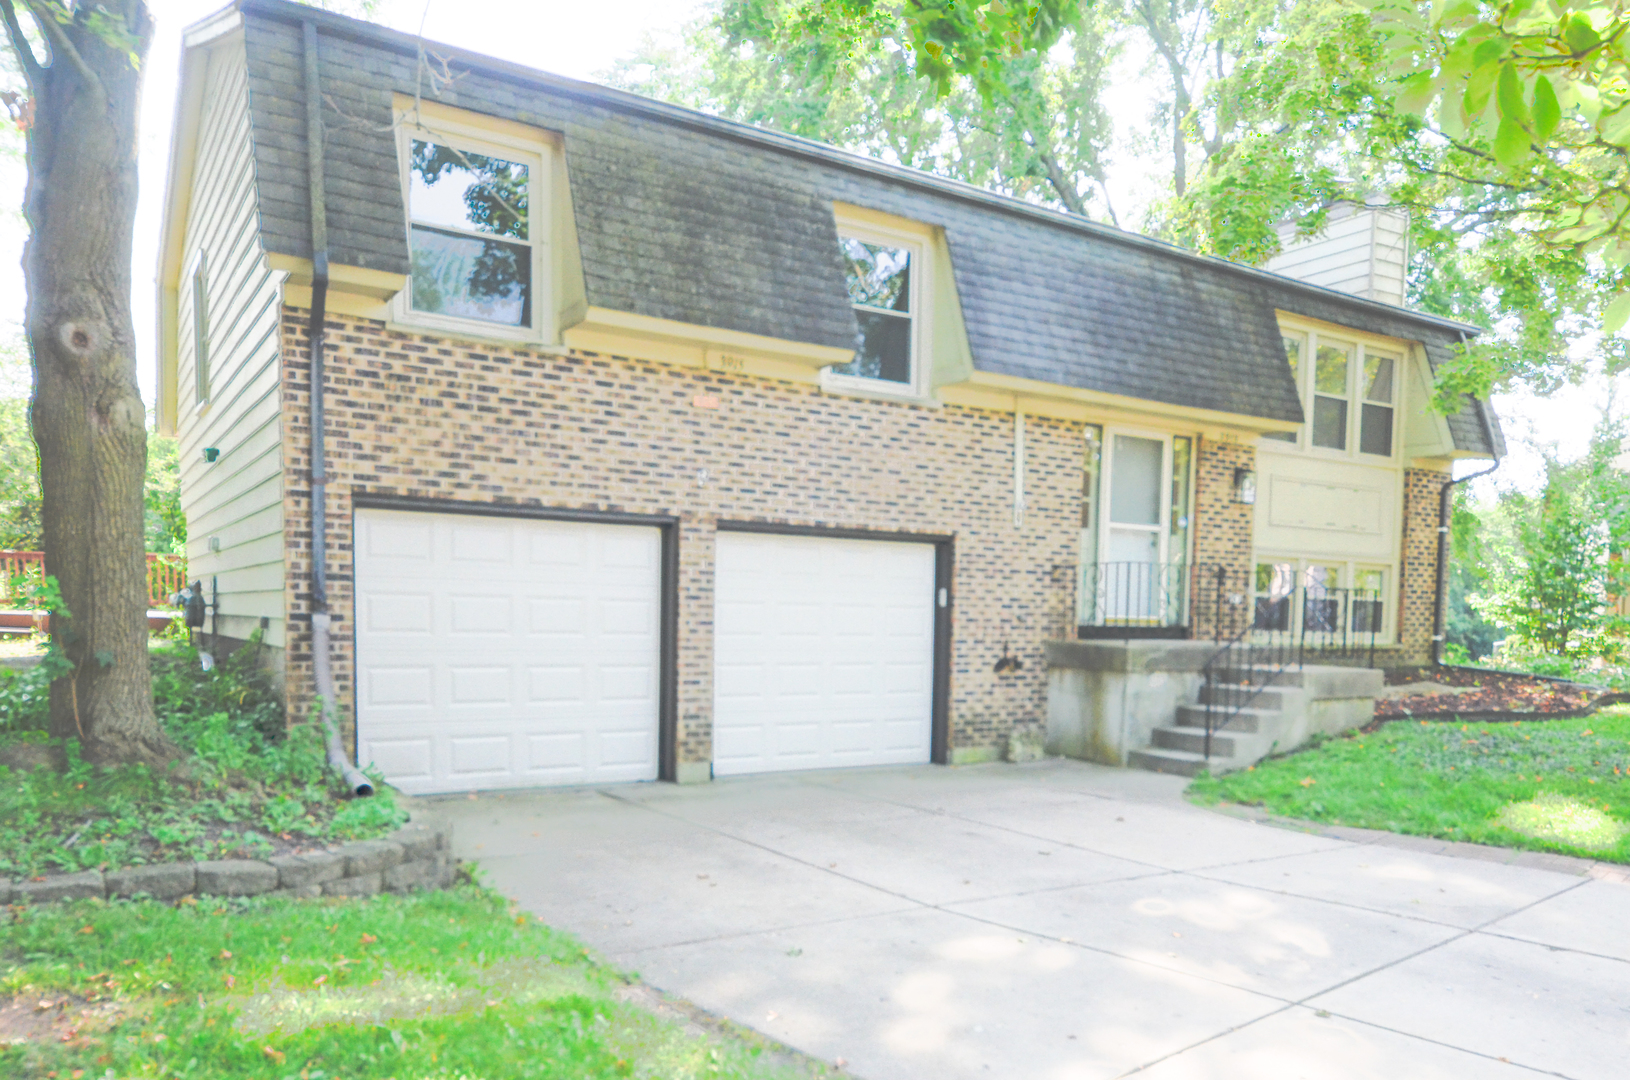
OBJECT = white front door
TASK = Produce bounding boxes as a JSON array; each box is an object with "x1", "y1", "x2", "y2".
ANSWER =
[
  {"x1": 354, "y1": 508, "x2": 662, "y2": 794},
  {"x1": 712, "y1": 531, "x2": 936, "y2": 776},
  {"x1": 1100, "y1": 433, "x2": 1169, "y2": 622}
]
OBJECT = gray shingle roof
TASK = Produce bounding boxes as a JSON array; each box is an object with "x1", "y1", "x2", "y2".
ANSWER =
[{"x1": 232, "y1": 0, "x2": 1501, "y2": 455}]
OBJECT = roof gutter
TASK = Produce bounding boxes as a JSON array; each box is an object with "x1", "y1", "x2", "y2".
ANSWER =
[
  {"x1": 303, "y1": 17, "x2": 372, "y2": 797},
  {"x1": 1430, "y1": 336, "x2": 1502, "y2": 668}
]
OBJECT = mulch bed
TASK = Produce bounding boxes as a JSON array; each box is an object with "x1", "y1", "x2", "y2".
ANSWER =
[{"x1": 1376, "y1": 666, "x2": 1617, "y2": 722}]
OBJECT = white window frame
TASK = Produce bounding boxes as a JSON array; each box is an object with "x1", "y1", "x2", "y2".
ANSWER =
[
  {"x1": 821, "y1": 212, "x2": 932, "y2": 402},
  {"x1": 391, "y1": 116, "x2": 552, "y2": 344},
  {"x1": 1265, "y1": 322, "x2": 1404, "y2": 462},
  {"x1": 186, "y1": 250, "x2": 210, "y2": 410},
  {"x1": 1250, "y1": 555, "x2": 1395, "y2": 641}
]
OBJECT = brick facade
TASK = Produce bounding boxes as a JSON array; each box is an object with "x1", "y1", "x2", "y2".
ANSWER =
[
  {"x1": 1398, "y1": 466, "x2": 1452, "y2": 666},
  {"x1": 1190, "y1": 438, "x2": 1256, "y2": 640},
  {"x1": 279, "y1": 308, "x2": 1083, "y2": 766}
]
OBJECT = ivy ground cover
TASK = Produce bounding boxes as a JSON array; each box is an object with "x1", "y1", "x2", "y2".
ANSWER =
[
  {"x1": 0, "y1": 887, "x2": 823, "y2": 1079},
  {"x1": 1189, "y1": 707, "x2": 1630, "y2": 863},
  {"x1": 0, "y1": 641, "x2": 405, "y2": 880}
]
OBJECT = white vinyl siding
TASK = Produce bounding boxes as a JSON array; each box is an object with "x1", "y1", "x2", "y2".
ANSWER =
[{"x1": 175, "y1": 41, "x2": 287, "y2": 647}]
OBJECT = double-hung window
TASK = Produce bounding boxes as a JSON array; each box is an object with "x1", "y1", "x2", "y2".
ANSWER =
[
  {"x1": 1252, "y1": 559, "x2": 1390, "y2": 637},
  {"x1": 397, "y1": 122, "x2": 548, "y2": 339},
  {"x1": 1312, "y1": 341, "x2": 1351, "y2": 450},
  {"x1": 1359, "y1": 352, "x2": 1396, "y2": 456},
  {"x1": 824, "y1": 212, "x2": 929, "y2": 398}
]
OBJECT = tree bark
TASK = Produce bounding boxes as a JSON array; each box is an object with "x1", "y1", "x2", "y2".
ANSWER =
[{"x1": 4, "y1": 1, "x2": 171, "y2": 765}]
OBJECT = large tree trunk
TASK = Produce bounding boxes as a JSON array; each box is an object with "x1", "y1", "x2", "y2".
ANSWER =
[{"x1": 4, "y1": 1, "x2": 170, "y2": 765}]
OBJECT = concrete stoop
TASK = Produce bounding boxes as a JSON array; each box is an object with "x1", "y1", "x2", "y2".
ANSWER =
[{"x1": 1129, "y1": 665, "x2": 1382, "y2": 777}]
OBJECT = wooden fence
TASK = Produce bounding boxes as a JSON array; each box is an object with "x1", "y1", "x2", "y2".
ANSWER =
[{"x1": 0, "y1": 551, "x2": 188, "y2": 609}]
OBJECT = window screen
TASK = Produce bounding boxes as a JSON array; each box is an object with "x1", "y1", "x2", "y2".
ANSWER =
[{"x1": 1359, "y1": 353, "x2": 1396, "y2": 456}]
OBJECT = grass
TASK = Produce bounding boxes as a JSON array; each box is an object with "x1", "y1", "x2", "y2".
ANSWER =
[
  {"x1": 1188, "y1": 705, "x2": 1630, "y2": 864},
  {"x1": 0, "y1": 887, "x2": 821, "y2": 1079},
  {"x1": 0, "y1": 639, "x2": 406, "y2": 879}
]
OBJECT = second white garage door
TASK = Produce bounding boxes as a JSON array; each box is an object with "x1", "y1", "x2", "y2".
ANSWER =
[
  {"x1": 354, "y1": 509, "x2": 662, "y2": 794},
  {"x1": 713, "y1": 531, "x2": 937, "y2": 775}
]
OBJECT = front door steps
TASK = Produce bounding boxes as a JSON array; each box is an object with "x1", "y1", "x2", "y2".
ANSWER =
[{"x1": 1130, "y1": 665, "x2": 1383, "y2": 776}]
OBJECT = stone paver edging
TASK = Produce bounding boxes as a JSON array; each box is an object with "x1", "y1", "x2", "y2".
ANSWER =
[{"x1": 1, "y1": 816, "x2": 460, "y2": 905}]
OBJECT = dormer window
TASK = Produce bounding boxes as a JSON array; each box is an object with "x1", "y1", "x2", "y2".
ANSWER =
[
  {"x1": 823, "y1": 207, "x2": 933, "y2": 400},
  {"x1": 835, "y1": 238, "x2": 914, "y2": 384},
  {"x1": 393, "y1": 109, "x2": 552, "y2": 342},
  {"x1": 408, "y1": 139, "x2": 532, "y2": 326}
]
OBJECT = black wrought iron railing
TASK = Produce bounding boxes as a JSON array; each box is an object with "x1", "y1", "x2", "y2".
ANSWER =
[
  {"x1": 1200, "y1": 567, "x2": 1381, "y2": 759},
  {"x1": 1076, "y1": 560, "x2": 1190, "y2": 635}
]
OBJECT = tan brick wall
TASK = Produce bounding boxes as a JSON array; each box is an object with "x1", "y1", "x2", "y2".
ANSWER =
[
  {"x1": 1399, "y1": 467, "x2": 1451, "y2": 665},
  {"x1": 279, "y1": 308, "x2": 1083, "y2": 765},
  {"x1": 1190, "y1": 438, "x2": 1256, "y2": 640}
]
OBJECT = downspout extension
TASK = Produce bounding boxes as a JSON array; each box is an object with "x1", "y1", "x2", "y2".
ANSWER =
[
  {"x1": 304, "y1": 19, "x2": 371, "y2": 797},
  {"x1": 1430, "y1": 337, "x2": 1501, "y2": 668}
]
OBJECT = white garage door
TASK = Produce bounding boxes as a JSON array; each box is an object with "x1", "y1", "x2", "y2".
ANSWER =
[
  {"x1": 354, "y1": 508, "x2": 661, "y2": 794},
  {"x1": 713, "y1": 531, "x2": 936, "y2": 776}
]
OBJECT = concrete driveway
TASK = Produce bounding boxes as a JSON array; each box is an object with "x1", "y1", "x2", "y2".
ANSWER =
[{"x1": 431, "y1": 761, "x2": 1628, "y2": 1080}]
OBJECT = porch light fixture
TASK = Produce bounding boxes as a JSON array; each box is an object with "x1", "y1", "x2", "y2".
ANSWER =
[
  {"x1": 201, "y1": 447, "x2": 220, "y2": 463},
  {"x1": 1233, "y1": 467, "x2": 1256, "y2": 505}
]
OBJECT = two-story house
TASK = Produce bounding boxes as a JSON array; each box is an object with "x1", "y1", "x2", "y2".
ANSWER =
[{"x1": 156, "y1": 0, "x2": 1501, "y2": 793}]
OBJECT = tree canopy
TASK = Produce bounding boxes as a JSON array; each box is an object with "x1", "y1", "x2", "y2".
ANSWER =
[{"x1": 614, "y1": 0, "x2": 1630, "y2": 407}]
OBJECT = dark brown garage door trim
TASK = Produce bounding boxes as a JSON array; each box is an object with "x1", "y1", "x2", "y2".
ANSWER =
[
  {"x1": 350, "y1": 494, "x2": 682, "y2": 782},
  {"x1": 714, "y1": 519, "x2": 955, "y2": 766}
]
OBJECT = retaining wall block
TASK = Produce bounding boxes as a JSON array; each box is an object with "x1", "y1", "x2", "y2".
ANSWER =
[
  {"x1": 195, "y1": 860, "x2": 279, "y2": 897},
  {"x1": 337, "y1": 840, "x2": 405, "y2": 876},
  {"x1": 323, "y1": 872, "x2": 382, "y2": 897},
  {"x1": 16, "y1": 870, "x2": 105, "y2": 904},
  {"x1": 382, "y1": 858, "x2": 433, "y2": 893},
  {"x1": 106, "y1": 862, "x2": 197, "y2": 901},
  {"x1": 270, "y1": 851, "x2": 344, "y2": 889},
  {"x1": 387, "y1": 823, "x2": 441, "y2": 860}
]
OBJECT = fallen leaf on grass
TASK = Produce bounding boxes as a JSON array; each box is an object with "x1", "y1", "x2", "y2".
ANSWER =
[
  {"x1": 262, "y1": 1046, "x2": 285, "y2": 1064},
  {"x1": 1299, "y1": 777, "x2": 1316, "y2": 787}
]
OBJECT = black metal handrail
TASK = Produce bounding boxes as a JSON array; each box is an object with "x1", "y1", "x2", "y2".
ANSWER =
[
  {"x1": 1201, "y1": 623, "x2": 1298, "y2": 759},
  {"x1": 1202, "y1": 578, "x2": 1382, "y2": 758}
]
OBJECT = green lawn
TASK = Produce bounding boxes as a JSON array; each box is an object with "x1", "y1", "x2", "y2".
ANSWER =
[
  {"x1": 0, "y1": 887, "x2": 824, "y2": 1079},
  {"x1": 1189, "y1": 706, "x2": 1630, "y2": 863}
]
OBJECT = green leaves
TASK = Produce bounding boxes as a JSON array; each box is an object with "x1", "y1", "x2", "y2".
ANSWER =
[
  {"x1": 1533, "y1": 75, "x2": 1561, "y2": 141},
  {"x1": 1603, "y1": 290, "x2": 1630, "y2": 333}
]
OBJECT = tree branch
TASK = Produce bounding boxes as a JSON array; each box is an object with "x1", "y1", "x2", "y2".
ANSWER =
[
  {"x1": 1036, "y1": 145, "x2": 1087, "y2": 216},
  {"x1": 21, "y1": 0, "x2": 105, "y2": 101},
  {"x1": 0, "y1": 0, "x2": 44, "y2": 93}
]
